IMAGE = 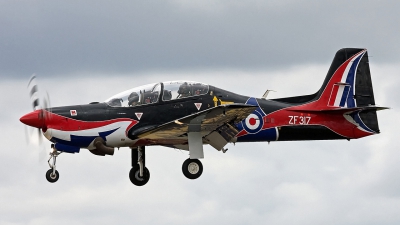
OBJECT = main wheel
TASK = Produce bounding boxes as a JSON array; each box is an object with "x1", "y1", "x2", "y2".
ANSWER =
[
  {"x1": 46, "y1": 169, "x2": 59, "y2": 183},
  {"x1": 129, "y1": 166, "x2": 150, "y2": 186},
  {"x1": 182, "y1": 158, "x2": 203, "y2": 179}
]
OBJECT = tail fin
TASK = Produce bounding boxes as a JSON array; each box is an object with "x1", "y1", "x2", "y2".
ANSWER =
[
  {"x1": 314, "y1": 48, "x2": 372, "y2": 108},
  {"x1": 309, "y1": 48, "x2": 383, "y2": 133},
  {"x1": 280, "y1": 48, "x2": 386, "y2": 133},
  {"x1": 318, "y1": 48, "x2": 382, "y2": 132}
]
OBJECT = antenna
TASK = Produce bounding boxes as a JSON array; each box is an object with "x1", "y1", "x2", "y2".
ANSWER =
[{"x1": 261, "y1": 90, "x2": 276, "y2": 99}]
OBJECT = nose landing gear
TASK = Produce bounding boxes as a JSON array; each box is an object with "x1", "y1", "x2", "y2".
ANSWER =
[{"x1": 46, "y1": 145, "x2": 61, "y2": 183}]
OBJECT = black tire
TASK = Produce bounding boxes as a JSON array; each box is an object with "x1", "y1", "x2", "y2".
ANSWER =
[
  {"x1": 129, "y1": 166, "x2": 150, "y2": 186},
  {"x1": 46, "y1": 169, "x2": 59, "y2": 183},
  {"x1": 182, "y1": 158, "x2": 203, "y2": 179}
]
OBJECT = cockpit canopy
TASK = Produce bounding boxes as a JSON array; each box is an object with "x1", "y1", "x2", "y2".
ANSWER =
[{"x1": 105, "y1": 81, "x2": 209, "y2": 107}]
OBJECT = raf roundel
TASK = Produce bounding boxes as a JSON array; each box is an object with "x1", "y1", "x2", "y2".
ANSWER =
[{"x1": 243, "y1": 111, "x2": 264, "y2": 133}]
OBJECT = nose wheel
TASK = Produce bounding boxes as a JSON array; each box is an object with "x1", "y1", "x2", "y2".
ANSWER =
[
  {"x1": 182, "y1": 158, "x2": 203, "y2": 179},
  {"x1": 46, "y1": 169, "x2": 59, "y2": 183}
]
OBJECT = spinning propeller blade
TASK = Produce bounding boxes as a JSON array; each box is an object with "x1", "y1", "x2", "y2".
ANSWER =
[{"x1": 23, "y1": 74, "x2": 52, "y2": 161}]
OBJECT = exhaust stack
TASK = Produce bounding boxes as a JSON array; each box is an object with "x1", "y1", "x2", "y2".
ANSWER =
[{"x1": 90, "y1": 137, "x2": 115, "y2": 156}]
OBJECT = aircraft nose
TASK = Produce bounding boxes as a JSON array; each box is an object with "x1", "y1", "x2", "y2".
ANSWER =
[{"x1": 20, "y1": 110, "x2": 45, "y2": 128}]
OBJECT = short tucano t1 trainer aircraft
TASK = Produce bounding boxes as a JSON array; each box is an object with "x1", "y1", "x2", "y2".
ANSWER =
[{"x1": 20, "y1": 48, "x2": 388, "y2": 186}]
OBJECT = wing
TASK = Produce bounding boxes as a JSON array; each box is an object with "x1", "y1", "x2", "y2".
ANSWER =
[{"x1": 133, "y1": 104, "x2": 256, "y2": 155}]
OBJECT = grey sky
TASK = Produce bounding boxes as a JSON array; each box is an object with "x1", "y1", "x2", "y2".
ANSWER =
[
  {"x1": 1, "y1": 1, "x2": 400, "y2": 225},
  {"x1": 1, "y1": 0, "x2": 400, "y2": 77}
]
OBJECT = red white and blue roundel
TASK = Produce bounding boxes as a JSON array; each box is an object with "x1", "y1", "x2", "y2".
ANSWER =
[
  {"x1": 243, "y1": 111, "x2": 264, "y2": 133},
  {"x1": 241, "y1": 97, "x2": 265, "y2": 134}
]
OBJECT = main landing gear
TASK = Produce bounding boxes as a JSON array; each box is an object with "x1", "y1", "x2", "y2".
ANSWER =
[
  {"x1": 128, "y1": 147, "x2": 204, "y2": 186},
  {"x1": 46, "y1": 144, "x2": 61, "y2": 183},
  {"x1": 129, "y1": 146, "x2": 150, "y2": 186}
]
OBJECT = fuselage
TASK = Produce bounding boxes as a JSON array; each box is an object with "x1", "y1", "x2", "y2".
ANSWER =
[{"x1": 20, "y1": 82, "x2": 374, "y2": 154}]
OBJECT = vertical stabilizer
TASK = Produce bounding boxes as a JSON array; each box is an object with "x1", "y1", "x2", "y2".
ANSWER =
[
  {"x1": 314, "y1": 48, "x2": 367, "y2": 108},
  {"x1": 312, "y1": 48, "x2": 381, "y2": 132}
]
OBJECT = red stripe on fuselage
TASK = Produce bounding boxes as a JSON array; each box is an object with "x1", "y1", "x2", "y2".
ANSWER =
[
  {"x1": 44, "y1": 111, "x2": 138, "y2": 131},
  {"x1": 260, "y1": 109, "x2": 372, "y2": 139},
  {"x1": 236, "y1": 129, "x2": 249, "y2": 137}
]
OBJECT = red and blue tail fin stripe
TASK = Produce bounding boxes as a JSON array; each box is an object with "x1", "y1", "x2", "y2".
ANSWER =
[
  {"x1": 339, "y1": 85, "x2": 351, "y2": 107},
  {"x1": 297, "y1": 49, "x2": 367, "y2": 111},
  {"x1": 344, "y1": 50, "x2": 366, "y2": 108},
  {"x1": 328, "y1": 50, "x2": 366, "y2": 108},
  {"x1": 328, "y1": 84, "x2": 351, "y2": 107}
]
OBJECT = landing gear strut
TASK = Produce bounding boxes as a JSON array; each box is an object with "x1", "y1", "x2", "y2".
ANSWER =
[
  {"x1": 182, "y1": 158, "x2": 203, "y2": 179},
  {"x1": 46, "y1": 144, "x2": 61, "y2": 183},
  {"x1": 129, "y1": 146, "x2": 150, "y2": 186}
]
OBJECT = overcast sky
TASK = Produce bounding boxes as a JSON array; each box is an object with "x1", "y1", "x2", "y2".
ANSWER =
[
  {"x1": 1, "y1": 0, "x2": 400, "y2": 77},
  {"x1": 1, "y1": 1, "x2": 400, "y2": 225}
]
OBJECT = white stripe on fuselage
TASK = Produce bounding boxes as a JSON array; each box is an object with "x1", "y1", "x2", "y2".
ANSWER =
[{"x1": 44, "y1": 121, "x2": 135, "y2": 148}]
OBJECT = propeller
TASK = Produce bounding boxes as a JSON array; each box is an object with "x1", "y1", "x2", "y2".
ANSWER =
[{"x1": 23, "y1": 74, "x2": 52, "y2": 161}]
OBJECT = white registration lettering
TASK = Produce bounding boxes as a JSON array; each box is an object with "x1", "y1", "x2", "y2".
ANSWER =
[
  {"x1": 289, "y1": 116, "x2": 294, "y2": 124},
  {"x1": 288, "y1": 115, "x2": 311, "y2": 125},
  {"x1": 306, "y1": 116, "x2": 311, "y2": 124},
  {"x1": 299, "y1": 116, "x2": 304, "y2": 125}
]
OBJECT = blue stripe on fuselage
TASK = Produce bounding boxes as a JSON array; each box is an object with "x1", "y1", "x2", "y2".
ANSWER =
[
  {"x1": 237, "y1": 127, "x2": 277, "y2": 142},
  {"x1": 51, "y1": 128, "x2": 119, "y2": 148}
]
